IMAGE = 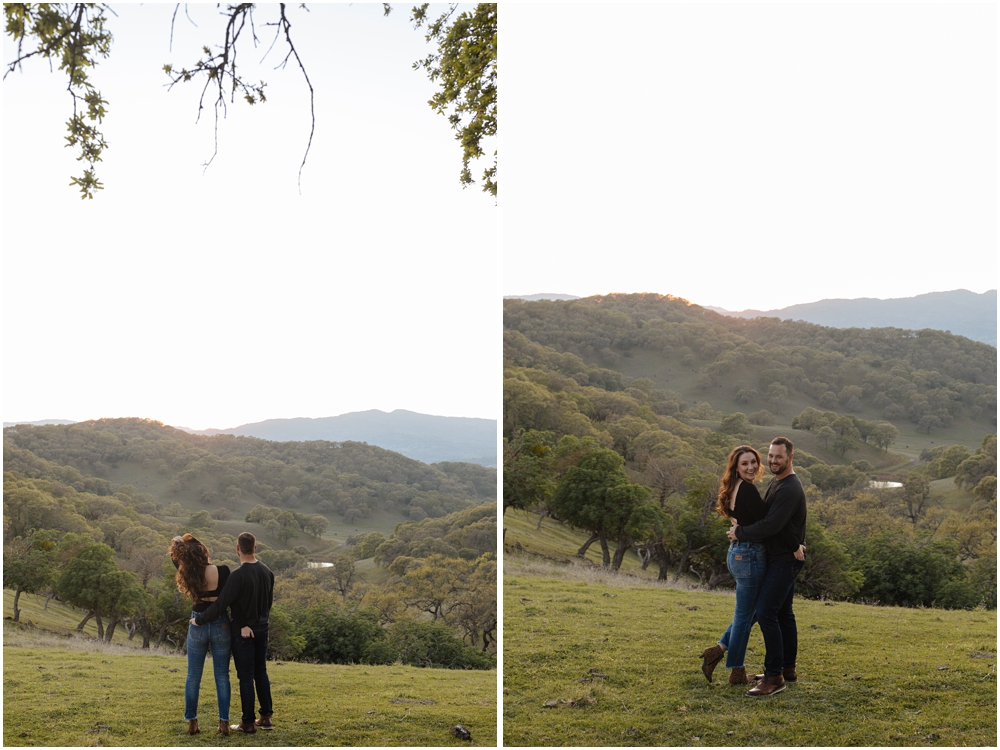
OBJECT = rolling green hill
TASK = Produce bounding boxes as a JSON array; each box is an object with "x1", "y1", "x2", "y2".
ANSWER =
[
  {"x1": 503, "y1": 292, "x2": 996, "y2": 612},
  {"x1": 4, "y1": 418, "x2": 496, "y2": 540},
  {"x1": 4, "y1": 419, "x2": 498, "y2": 670},
  {"x1": 504, "y1": 293, "x2": 996, "y2": 453}
]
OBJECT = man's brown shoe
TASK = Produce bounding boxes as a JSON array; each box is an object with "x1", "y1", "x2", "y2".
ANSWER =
[
  {"x1": 217, "y1": 720, "x2": 230, "y2": 735},
  {"x1": 231, "y1": 721, "x2": 257, "y2": 734},
  {"x1": 747, "y1": 674, "x2": 785, "y2": 697},
  {"x1": 729, "y1": 667, "x2": 755, "y2": 685},
  {"x1": 187, "y1": 719, "x2": 200, "y2": 735},
  {"x1": 255, "y1": 715, "x2": 274, "y2": 730},
  {"x1": 699, "y1": 645, "x2": 726, "y2": 682},
  {"x1": 754, "y1": 668, "x2": 797, "y2": 683}
]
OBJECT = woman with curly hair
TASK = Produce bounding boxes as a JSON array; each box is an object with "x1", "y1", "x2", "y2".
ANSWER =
[
  {"x1": 169, "y1": 533, "x2": 232, "y2": 736},
  {"x1": 698, "y1": 446, "x2": 804, "y2": 685}
]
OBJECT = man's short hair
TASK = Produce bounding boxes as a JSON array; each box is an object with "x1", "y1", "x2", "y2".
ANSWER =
[
  {"x1": 771, "y1": 436, "x2": 794, "y2": 454},
  {"x1": 237, "y1": 532, "x2": 256, "y2": 555}
]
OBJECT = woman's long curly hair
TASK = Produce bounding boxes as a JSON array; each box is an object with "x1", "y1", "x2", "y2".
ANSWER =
[
  {"x1": 169, "y1": 533, "x2": 211, "y2": 603},
  {"x1": 717, "y1": 445, "x2": 763, "y2": 518}
]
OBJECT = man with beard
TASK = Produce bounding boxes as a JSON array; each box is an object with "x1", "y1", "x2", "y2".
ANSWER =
[{"x1": 726, "y1": 436, "x2": 807, "y2": 697}]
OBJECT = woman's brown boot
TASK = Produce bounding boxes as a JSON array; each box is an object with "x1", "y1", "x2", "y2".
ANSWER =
[
  {"x1": 218, "y1": 720, "x2": 230, "y2": 735},
  {"x1": 187, "y1": 719, "x2": 200, "y2": 735},
  {"x1": 729, "y1": 667, "x2": 754, "y2": 684},
  {"x1": 699, "y1": 645, "x2": 726, "y2": 682}
]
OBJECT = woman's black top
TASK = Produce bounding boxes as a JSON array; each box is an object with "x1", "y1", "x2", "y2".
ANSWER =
[
  {"x1": 172, "y1": 560, "x2": 231, "y2": 614},
  {"x1": 729, "y1": 480, "x2": 767, "y2": 528}
]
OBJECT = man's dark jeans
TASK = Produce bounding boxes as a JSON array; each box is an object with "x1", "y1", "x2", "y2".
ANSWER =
[
  {"x1": 232, "y1": 626, "x2": 273, "y2": 724},
  {"x1": 755, "y1": 558, "x2": 804, "y2": 677}
]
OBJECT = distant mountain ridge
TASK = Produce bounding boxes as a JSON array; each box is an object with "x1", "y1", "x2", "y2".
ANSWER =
[
  {"x1": 3, "y1": 419, "x2": 76, "y2": 428},
  {"x1": 174, "y1": 409, "x2": 497, "y2": 467},
  {"x1": 503, "y1": 293, "x2": 581, "y2": 301},
  {"x1": 706, "y1": 289, "x2": 996, "y2": 347}
]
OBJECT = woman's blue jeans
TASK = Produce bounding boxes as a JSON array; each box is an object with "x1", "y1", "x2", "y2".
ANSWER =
[
  {"x1": 718, "y1": 541, "x2": 767, "y2": 669},
  {"x1": 184, "y1": 612, "x2": 232, "y2": 722}
]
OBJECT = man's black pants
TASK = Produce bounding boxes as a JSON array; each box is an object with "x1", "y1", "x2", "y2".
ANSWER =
[
  {"x1": 232, "y1": 626, "x2": 273, "y2": 724},
  {"x1": 755, "y1": 558, "x2": 804, "y2": 676}
]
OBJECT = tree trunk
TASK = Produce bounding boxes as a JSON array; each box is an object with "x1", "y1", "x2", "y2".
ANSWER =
[
  {"x1": 611, "y1": 532, "x2": 633, "y2": 572},
  {"x1": 673, "y1": 545, "x2": 691, "y2": 582},
  {"x1": 707, "y1": 568, "x2": 731, "y2": 589},
  {"x1": 536, "y1": 509, "x2": 560, "y2": 530},
  {"x1": 155, "y1": 616, "x2": 187, "y2": 648},
  {"x1": 599, "y1": 531, "x2": 610, "y2": 568},
  {"x1": 674, "y1": 542, "x2": 712, "y2": 583},
  {"x1": 76, "y1": 611, "x2": 95, "y2": 632},
  {"x1": 636, "y1": 544, "x2": 651, "y2": 571},
  {"x1": 576, "y1": 533, "x2": 599, "y2": 557},
  {"x1": 12, "y1": 587, "x2": 22, "y2": 622},
  {"x1": 95, "y1": 612, "x2": 105, "y2": 641},
  {"x1": 655, "y1": 543, "x2": 671, "y2": 581},
  {"x1": 104, "y1": 615, "x2": 119, "y2": 642}
]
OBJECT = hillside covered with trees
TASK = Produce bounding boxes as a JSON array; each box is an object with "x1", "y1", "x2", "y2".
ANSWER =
[
  {"x1": 504, "y1": 294, "x2": 996, "y2": 610},
  {"x1": 4, "y1": 419, "x2": 496, "y2": 667}
]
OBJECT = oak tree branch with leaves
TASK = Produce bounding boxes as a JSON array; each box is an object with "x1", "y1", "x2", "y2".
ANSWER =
[{"x1": 4, "y1": 2, "x2": 497, "y2": 198}]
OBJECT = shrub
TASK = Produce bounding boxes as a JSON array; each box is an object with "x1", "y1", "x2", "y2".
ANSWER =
[
  {"x1": 361, "y1": 640, "x2": 399, "y2": 665},
  {"x1": 387, "y1": 621, "x2": 494, "y2": 669},
  {"x1": 853, "y1": 534, "x2": 978, "y2": 609},
  {"x1": 257, "y1": 548, "x2": 306, "y2": 573},
  {"x1": 298, "y1": 605, "x2": 385, "y2": 664}
]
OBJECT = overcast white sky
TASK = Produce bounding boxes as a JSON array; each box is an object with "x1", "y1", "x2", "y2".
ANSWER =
[
  {"x1": 502, "y1": 3, "x2": 997, "y2": 312},
  {"x1": 3, "y1": 4, "x2": 497, "y2": 429}
]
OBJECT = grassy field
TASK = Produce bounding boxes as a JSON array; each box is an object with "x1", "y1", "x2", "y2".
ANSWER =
[
  {"x1": 503, "y1": 509, "x2": 658, "y2": 580},
  {"x1": 502, "y1": 556, "x2": 996, "y2": 747},
  {"x1": 3, "y1": 623, "x2": 496, "y2": 747},
  {"x1": 928, "y1": 477, "x2": 978, "y2": 513}
]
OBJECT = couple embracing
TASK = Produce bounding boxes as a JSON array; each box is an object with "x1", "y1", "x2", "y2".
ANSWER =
[
  {"x1": 169, "y1": 531, "x2": 276, "y2": 734},
  {"x1": 700, "y1": 437, "x2": 807, "y2": 696}
]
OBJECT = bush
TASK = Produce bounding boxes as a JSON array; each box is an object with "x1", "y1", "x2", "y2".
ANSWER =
[
  {"x1": 267, "y1": 604, "x2": 305, "y2": 660},
  {"x1": 853, "y1": 534, "x2": 978, "y2": 609},
  {"x1": 361, "y1": 640, "x2": 399, "y2": 665},
  {"x1": 298, "y1": 605, "x2": 385, "y2": 664},
  {"x1": 257, "y1": 548, "x2": 306, "y2": 573},
  {"x1": 718, "y1": 412, "x2": 751, "y2": 435},
  {"x1": 387, "y1": 621, "x2": 494, "y2": 669}
]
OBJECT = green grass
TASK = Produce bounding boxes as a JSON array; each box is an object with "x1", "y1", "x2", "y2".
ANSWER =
[
  {"x1": 929, "y1": 477, "x2": 978, "y2": 512},
  {"x1": 3, "y1": 623, "x2": 496, "y2": 747},
  {"x1": 503, "y1": 509, "x2": 660, "y2": 581},
  {"x1": 502, "y1": 557, "x2": 996, "y2": 746}
]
